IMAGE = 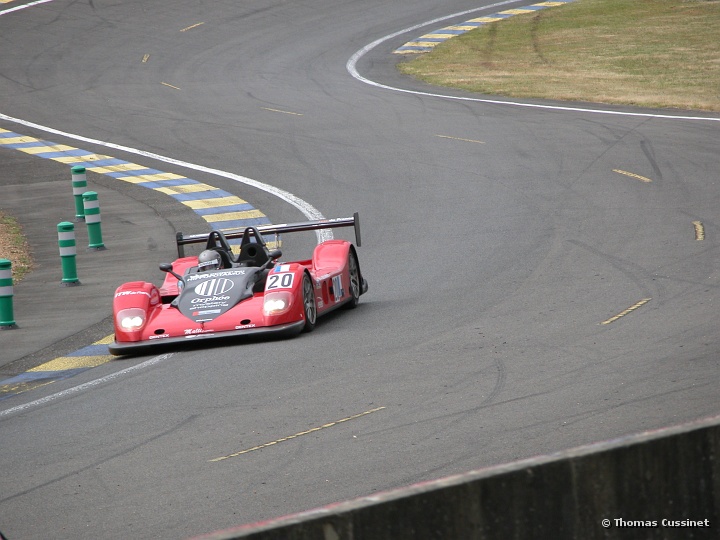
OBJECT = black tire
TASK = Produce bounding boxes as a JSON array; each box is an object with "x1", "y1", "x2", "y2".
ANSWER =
[
  {"x1": 345, "y1": 250, "x2": 361, "y2": 309},
  {"x1": 302, "y1": 273, "x2": 316, "y2": 332}
]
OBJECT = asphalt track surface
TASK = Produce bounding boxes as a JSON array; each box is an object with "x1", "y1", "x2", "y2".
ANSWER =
[{"x1": 1, "y1": 0, "x2": 720, "y2": 538}]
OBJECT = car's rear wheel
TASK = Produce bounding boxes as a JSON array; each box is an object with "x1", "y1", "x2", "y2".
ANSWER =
[
  {"x1": 346, "y1": 250, "x2": 361, "y2": 309},
  {"x1": 302, "y1": 273, "x2": 316, "y2": 332}
]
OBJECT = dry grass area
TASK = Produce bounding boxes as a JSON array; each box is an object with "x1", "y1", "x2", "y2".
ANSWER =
[
  {"x1": 0, "y1": 211, "x2": 33, "y2": 283},
  {"x1": 398, "y1": 0, "x2": 720, "y2": 111}
]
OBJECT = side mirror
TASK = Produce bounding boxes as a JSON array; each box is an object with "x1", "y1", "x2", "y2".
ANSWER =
[
  {"x1": 268, "y1": 249, "x2": 282, "y2": 260},
  {"x1": 160, "y1": 263, "x2": 185, "y2": 286}
]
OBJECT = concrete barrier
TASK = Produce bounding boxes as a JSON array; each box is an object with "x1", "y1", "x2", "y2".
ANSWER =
[{"x1": 191, "y1": 414, "x2": 720, "y2": 540}]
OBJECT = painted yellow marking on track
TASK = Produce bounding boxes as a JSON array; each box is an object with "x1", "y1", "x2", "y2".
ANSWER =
[
  {"x1": 0, "y1": 135, "x2": 41, "y2": 144},
  {"x1": 446, "y1": 25, "x2": 481, "y2": 31},
  {"x1": 28, "y1": 356, "x2": 110, "y2": 371},
  {"x1": 467, "y1": 16, "x2": 504, "y2": 23},
  {"x1": 88, "y1": 162, "x2": 147, "y2": 174},
  {"x1": 203, "y1": 209, "x2": 266, "y2": 223},
  {"x1": 97, "y1": 334, "x2": 115, "y2": 345},
  {"x1": 182, "y1": 196, "x2": 249, "y2": 210},
  {"x1": 436, "y1": 134, "x2": 485, "y2": 144},
  {"x1": 19, "y1": 144, "x2": 75, "y2": 154},
  {"x1": 154, "y1": 183, "x2": 217, "y2": 195},
  {"x1": 162, "y1": 82, "x2": 181, "y2": 90},
  {"x1": 209, "y1": 406, "x2": 386, "y2": 462},
  {"x1": 181, "y1": 22, "x2": 204, "y2": 32},
  {"x1": 499, "y1": 8, "x2": 536, "y2": 15},
  {"x1": 261, "y1": 107, "x2": 303, "y2": 116},
  {"x1": 601, "y1": 298, "x2": 651, "y2": 325},
  {"x1": 0, "y1": 381, "x2": 55, "y2": 396},
  {"x1": 402, "y1": 42, "x2": 442, "y2": 50},
  {"x1": 693, "y1": 221, "x2": 705, "y2": 241},
  {"x1": 142, "y1": 54, "x2": 150, "y2": 63},
  {"x1": 613, "y1": 169, "x2": 652, "y2": 183},
  {"x1": 116, "y1": 172, "x2": 185, "y2": 184},
  {"x1": 52, "y1": 153, "x2": 113, "y2": 164}
]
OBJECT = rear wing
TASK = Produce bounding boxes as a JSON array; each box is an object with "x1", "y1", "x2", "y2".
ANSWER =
[{"x1": 175, "y1": 212, "x2": 362, "y2": 258}]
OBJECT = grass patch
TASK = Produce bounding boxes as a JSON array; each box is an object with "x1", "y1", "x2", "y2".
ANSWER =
[
  {"x1": 0, "y1": 211, "x2": 33, "y2": 283},
  {"x1": 398, "y1": 0, "x2": 720, "y2": 111}
]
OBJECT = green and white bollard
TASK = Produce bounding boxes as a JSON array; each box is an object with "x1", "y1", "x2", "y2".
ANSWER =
[
  {"x1": 82, "y1": 191, "x2": 106, "y2": 251},
  {"x1": 58, "y1": 222, "x2": 81, "y2": 286},
  {"x1": 71, "y1": 165, "x2": 87, "y2": 222},
  {"x1": 0, "y1": 259, "x2": 18, "y2": 329}
]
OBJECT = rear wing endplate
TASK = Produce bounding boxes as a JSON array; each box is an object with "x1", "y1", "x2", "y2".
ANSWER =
[{"x1": 175, "y1": 212, "x2": 362, "y2": 258}]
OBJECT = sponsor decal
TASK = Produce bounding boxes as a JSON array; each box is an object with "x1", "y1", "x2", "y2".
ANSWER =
[
  {"x1": 184, "y1": 328, "x2": 215, "y2": 335},
  {"x1": 235, "y1": 323, "x2": 257, "y2": 330},
  {"x1": 149, "y1": 334, "x2": 170, "y2": 340},
  {"x1": 115, "y1": 290, "x2": 151, "y2": 298},
  {"x1": 194, "y1": 309, "x2": 221, "y2": 316},
  {"x1": 188, "y1": 294, "x2": 231, "y2": 311},
  {"x1": 186, "y1": 269, "x2": 246, "y2": 282},
  {"x1": 194, "y1": 278, "x2": 234, "y2": 297},
  {"x1": 332, "y1": 275, "x2": 344, "y2": 302}
]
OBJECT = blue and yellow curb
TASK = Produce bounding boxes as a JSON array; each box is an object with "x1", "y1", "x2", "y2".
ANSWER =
[
  {"x1": 394, "y1": 1, "x2": 575, "y2": 54},
  {"x1": 0, "y1": 128, "x2": 271, "y2": 236},
  {"x1": 0, "y1": 336, "x2": 114, "y2": 401}
]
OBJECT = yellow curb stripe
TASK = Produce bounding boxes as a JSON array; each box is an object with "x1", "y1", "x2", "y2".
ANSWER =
[
  {"x1": 28, "y1": 355, "x2": 112, "y2": 372},
  {"x1": 181, "y1": 196, "x2": 249, "y2": 210},
  {"x1": 86, "y1": 163, "x2": 148, "y2": 174},
  {"x1": 202, "y1": 210, "x2": 266, "y2": 223},
  {"x1": 17, "y1": 144, "x2": 76, "y2": 154},
  {"x1": 51, "y1": 153, "x2": 115, "y2": 164},
  {"x1": 154, "y1": 183, "x2": 218, "y2": 195}
]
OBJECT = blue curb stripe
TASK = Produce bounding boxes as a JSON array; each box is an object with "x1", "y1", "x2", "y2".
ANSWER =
[
  {"x1": 394, "y1": 0, "x2": 575, "y2": 54},
  {"x1": 66, "y1": 344, "x2": 111, "y2": 356},
  {"x1": 0, "y1": 369, "x2": 90, "y2": 402},
  {"x1": 135, "y1": 179, "x2": 201, "y2": 188},
  {"x1": 105, "y1": 167, "x2": 171, "y2": 177}
]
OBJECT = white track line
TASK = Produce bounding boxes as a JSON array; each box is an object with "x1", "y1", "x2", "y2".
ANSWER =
[
  {"x1": 0, "y1": 0, "x2": 54, "y2": 16},
  {"x1": 0, "y1": 353, "x2": 175, "y2": 419},
  {"x1": 0, "y1": 113, "x2": 332, "y2": 241}
]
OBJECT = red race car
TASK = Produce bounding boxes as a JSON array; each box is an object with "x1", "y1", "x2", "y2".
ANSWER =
[{"x1": 109, "y1": 214, "x2": 367, "y2": 356}]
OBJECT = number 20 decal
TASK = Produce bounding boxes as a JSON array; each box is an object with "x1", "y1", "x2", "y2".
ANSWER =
[{"x1": 267, "y1": 272, "x2": 294, "y2": 290}]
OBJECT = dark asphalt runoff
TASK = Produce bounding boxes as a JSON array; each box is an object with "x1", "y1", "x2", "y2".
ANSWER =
[{"x1": 1, "y1": 0, "x2": 719, "y2": 539}]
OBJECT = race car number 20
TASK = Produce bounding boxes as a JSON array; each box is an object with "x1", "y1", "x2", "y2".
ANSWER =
[{"x1": 267, "y1": 272, "x2": 294, "y2": 290}]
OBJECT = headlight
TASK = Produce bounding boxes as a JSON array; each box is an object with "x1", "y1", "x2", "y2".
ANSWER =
[
  {"x1": 117, "y1": 308, "x2": 146, "y2": 331},
  {"x1": 263, "y1": 291, "x2": 293, "y2": 316}
]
